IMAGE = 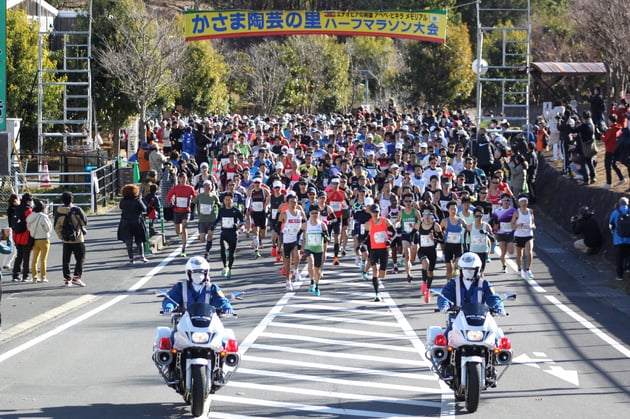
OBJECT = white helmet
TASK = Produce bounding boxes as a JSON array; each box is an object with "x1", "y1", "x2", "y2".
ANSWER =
[
  {"x1": 458, "y1": 252, "x2": 482, "y2": 281},
  {"x1": 185, "y1": 256, "x2": 210, "y2": 285}
]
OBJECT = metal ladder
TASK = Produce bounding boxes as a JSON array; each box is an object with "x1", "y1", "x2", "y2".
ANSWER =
[
  {"x1": 474, "y1": 0, "x2": 531, "y2": 136},
  {"x1": 37, "y1": 4, "x2": 93, "y2": 156}
]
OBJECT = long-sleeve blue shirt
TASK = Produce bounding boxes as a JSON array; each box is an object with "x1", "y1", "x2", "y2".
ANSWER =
[
  {"x1": 437, "y1": 277, "x2": 504, "y2": 312},
  {"x1": 162, "y1": 280, "x2": 232, "y2": 313}
]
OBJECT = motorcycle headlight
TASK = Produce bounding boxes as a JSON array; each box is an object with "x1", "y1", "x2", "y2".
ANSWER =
[
  {"x1": 191, "y1": 332, "x2": 210, "y2": 344},
  {"x1": 466, "y1": 330, "x2": 485, "y2": 342}
]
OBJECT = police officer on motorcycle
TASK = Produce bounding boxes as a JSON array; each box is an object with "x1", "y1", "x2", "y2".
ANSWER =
[
  {"x1": 162, "y1": 256, "x2": 235, "y2": 315},
  {"x1": 437, "y1": 252, "x2": 506, "y2": 320}
]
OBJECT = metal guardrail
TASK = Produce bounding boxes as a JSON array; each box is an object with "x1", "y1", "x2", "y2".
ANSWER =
[{"x1": 12, "y1": 161, "x2": 121, "y2": 214}]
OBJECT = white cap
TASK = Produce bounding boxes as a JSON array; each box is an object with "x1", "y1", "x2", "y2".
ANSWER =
[
  {"x1": 331, "y1": 177, "x2": 340, "y2": 183},
  {"x1": 390, "y1": 164, "x2": 399, "y2": 169},
  {"x1": 401, "y1": 124, "x2": 409, "y2": 130},
  {"x1": 364, "y1": 197, "x2": 374, "y2": 206},
  {"x1": 420, "y1": 142, "x2": 428, "y2": 148},
  {"x1": 203, "y1": 179, "x2": 212, "y2": 186},
  {"x1": 276, "y1": 161, "x2": 284, "y2": 170},
  {"x1": 272, "y1": 181, "x2": 283, "y2": 188},
  {"x1": 200, "y1": 162, "x2": 209, "y2": 169},
  {"x1": 287, "y1": 148, "x2": 295, "y2": 155},
  {"x1": 367, "y1": 133, "x2": 374, "y2": 139}
]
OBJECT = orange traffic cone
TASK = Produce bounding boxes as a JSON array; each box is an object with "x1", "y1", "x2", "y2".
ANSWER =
[{"x1": 40, "y1": 162, "x2": 52, "y2": 188}]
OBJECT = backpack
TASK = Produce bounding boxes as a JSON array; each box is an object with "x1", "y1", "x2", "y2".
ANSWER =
[
  {"x1": 60, "y1": 208, "x2": 80, "y2": 241},
  {"x1": 617, "y1": 212, "x2": 630, "y2": 238},
  {"x1": 11, "y1": 207, "x2": 28, "y2": 233}
]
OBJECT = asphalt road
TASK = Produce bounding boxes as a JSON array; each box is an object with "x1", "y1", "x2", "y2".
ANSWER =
[{"x1": 0, "y1": 208, "x2": 629, "y2": 418}]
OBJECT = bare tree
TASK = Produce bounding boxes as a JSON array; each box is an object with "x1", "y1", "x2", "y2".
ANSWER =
[
  {"x1": 570, "y1": 0, "x2": 630, "y2": 100},
  {"x1": 94, "y1": 3, "x2": 186, "y2": 140},
  {"x1": 246, "y1": 41, "x2": 290, "y2": 114}
]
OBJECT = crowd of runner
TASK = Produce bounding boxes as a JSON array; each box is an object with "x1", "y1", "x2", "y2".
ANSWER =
[{"x1": 145, "y1": 106, "x2": 540, "y2": 302}]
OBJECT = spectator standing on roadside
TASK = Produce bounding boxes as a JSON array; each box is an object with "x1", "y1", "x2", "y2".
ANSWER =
[
  {"x1": 608, "y1": 197, "x2": 630, "y2": 281},
  {"x1": 54, "y1": 191, "x2": 88, "y2": 287},
  {"x1": 570, "y1": 206, "x2": 603, "y2": 255},
  {"x1": 3, "y1": 194, "x2": 19, "y2": 270},
  {"x1": 118, "y1": 184, "x2": 148, "y2": 264},
  {"x1": 600, "y1": 114, "x2": 626, "y2": 188},
  {"x1": 27, "y1": 199, "x2": 53, "y2": 283},
  {"x1": 11, "y1": 193, "x2": 33, "y2": 282}
]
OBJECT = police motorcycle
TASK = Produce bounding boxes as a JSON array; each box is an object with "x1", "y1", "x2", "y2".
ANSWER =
[
  {"x1": 425, "y1": 253, "x2": 516, "y2": 413},
  {"x1": 152, "y1": 257, "x2": 241, "y2": 417}
]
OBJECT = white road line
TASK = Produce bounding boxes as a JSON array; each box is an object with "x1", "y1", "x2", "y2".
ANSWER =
[
  {"x1": 0, "y1": 239, "x2": 191, "y2": 363},
  {"x1": 212, "y1": 394, "x2": 420, "y2": 418},
  {"x1": 226, "y1": 380, "x2": 442, "y2": 407},
  {"x1": 546, "y1": 295, "x2": 630, "y2": 358},
  {"x1": 0, "y1": 294, "x2": 98, "y2": 343},
  {"x1": 291, "y1": 294, "x2": 389, "y2": 305},
  {"x1": 236, "y1": 368, "x2": 444, "y2": 394},
  {"x1": 269, "y1": 321, "x2": 410, "y2": 340},
  {"x1": 249, "y1": 343, "x2": 428, "y2": 367},
  {"x1": 259, "y1": 331, "x2": 418, "y2": 353},
  {"x1": 275, "y1": 312, "x2": 401, "y2": 328},
  {"x1": 282, "y1": 302, "x2": 398, "y2": 316},
  {"x1": 495, "y1": 247, "x2": 630, "y2": 359},
  {"x1": 243, "y1": 355, "x2": 436, "y2": 382}
]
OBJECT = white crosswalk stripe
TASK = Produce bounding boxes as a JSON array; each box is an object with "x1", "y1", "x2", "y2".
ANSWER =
[{"x1": 210, "y1": 257, "x2": 450, "y2": 418}]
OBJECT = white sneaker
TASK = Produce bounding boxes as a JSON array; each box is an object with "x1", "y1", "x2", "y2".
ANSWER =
[
  {"x1": 526, "y1": 270, "x2": 534, "y2": 279},
  {"x1": 616, "y1": 179, "x2": 627, "y2": 186},
  {"x1": 285, "y1": 281, "x2": 294, "y2": 291},
  {"x1": 601, "y1": 183, "x2": 612, "y2": 189},
  {"x1": 294, "y1": 271, "x2": 302, "y2": 281},
  {"x1": 354, "y1": 256, "x2": 361, "y2": 266},
  {"x1": 520, "y1": 270, "x2": 527, "y2": 279}
]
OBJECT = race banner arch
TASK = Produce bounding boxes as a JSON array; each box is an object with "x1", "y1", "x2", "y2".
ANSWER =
[{"x1": 184, "y1": 10, "x2": 447, "y2": 44}]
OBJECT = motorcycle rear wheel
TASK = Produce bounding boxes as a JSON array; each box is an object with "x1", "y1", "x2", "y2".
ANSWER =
[
  {"x1": 191, "y1": 365, "x2": 207, "y2": 417},
  {"x1": 465, "y1": 363, "x2": 481, "y2": 413}
]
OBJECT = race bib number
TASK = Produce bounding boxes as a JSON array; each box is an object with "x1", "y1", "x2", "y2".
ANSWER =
[
  {"x1": 222, "y1": 218, "x2": 235, "y2": 229},
  {"x1": 403, "y1": 221, "x2": 414, "y2": 233},
  {"x1": 251, "y1": 201, "x2": 264, "y2": 212},
  {"x1": 330, "y1": 201, "x2": 341, "y2": 212},
  {"x1": 227, "y1": 172, "x2": 235, "y2": 181},
  {"x1": 492, "y1": 204, "x2": 500, "y2": 214},
  {"x1": 373, "y1": 231, "x2": 387, "y2": 243},
  {"x1": 307, "y1": 233, "x2": 322, "y2": 247},
  {"x1": 440, "y1": 200, "x2": 449, "y2": 211},
  {"x1": 500, "y1": 222, "x2": 513, "y2": 232},
  {"x1": 471, "y1": 235, "x2": 486, "y2": 246},
  {"x1": 199, "y1": 203, "x2": 213, "y2": 215},
  {"x1": 360, "y1": 224, "x2": 365, "y2": 235},
  {"x1": 446, "y1": 231, "x2": 461, "y2": 244},
  {"x1": 482, "y1": 214, "x2": 490, "y2": 223},
  {"x1": 420, "y1": 234, "x2": 435, "y2": 247},
  {"x1": 176, "y1": 197, "x2": 188, "y2": 208},
  {"x1": 271, "y1": 209, "x2": 278, "y2": 219}
]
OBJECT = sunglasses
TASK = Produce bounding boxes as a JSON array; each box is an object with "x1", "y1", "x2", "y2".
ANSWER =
[
  {"x1": 475, "y1": 214, "x2": 483, "y2": 218},
  {"x1": 404, "y1": 200, "x2": 412, "y2": 203}
]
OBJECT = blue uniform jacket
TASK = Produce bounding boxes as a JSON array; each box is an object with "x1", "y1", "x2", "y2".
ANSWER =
[
  {"x1": 609, "y1": 207, "x2": 630, "y2": 245},
  {"x1": 162, "y1": 280, "x2": 232, "y2": 313},
  {"x1": 437, "y1": 277, "x2": 504, "y2": 312}
]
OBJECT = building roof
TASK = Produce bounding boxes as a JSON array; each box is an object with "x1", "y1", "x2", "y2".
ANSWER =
[
  {"x1": 530, "y1": 62, "x2": 607, "y2": 75},
  {"x1": 7, "y1": 0, "x2": 58, "y2": 16}
]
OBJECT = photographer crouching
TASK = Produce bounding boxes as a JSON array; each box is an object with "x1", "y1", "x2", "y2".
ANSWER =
[{"x1": 570, "y1": 206, "x2": 603, "y2": 255}]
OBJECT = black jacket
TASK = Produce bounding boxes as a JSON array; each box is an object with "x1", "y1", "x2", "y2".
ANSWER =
[{"x1": 571, "y1": 215, "x2": 603, "y2": 248}]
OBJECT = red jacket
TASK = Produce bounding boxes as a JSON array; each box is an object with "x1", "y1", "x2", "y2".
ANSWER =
[
  {"x1": 610, "y1": 105, "x2": 628, "y2": 128},
  {"x1": 12, "y1": 207, "x2": 33, "y2": 246},
  {"x1": 601, "y1": 123, "x2": 622, "y2": 153}
]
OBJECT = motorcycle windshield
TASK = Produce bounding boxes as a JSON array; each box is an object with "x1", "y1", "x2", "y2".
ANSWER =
[
  {"x1": 187, "y1": 303, "x2": 215, "y2": 328},
  {"x1": 461, "y1": 302, "x2": 488, "y2": 326}
]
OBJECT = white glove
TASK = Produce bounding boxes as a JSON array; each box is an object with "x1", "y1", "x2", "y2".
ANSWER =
[
  {"x1": 439, "y1": 306, "x2": 449, "y2": 313},
  {"x1": 496, "y1": 308, "x2": 507, "y2": 317}
]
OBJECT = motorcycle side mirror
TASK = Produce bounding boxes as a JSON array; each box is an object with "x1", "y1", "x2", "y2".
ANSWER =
[{"x1": 504, "y1": 292, "x2": 517, "y2": 301}]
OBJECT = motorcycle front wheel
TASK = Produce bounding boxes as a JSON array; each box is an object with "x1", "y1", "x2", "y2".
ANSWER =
[
  {"x1": 465, "y1": 363, "x2": 481, "y2": 413},
  {"x1": 191, "y1": 365, "x2": 207, "y2": 417}
]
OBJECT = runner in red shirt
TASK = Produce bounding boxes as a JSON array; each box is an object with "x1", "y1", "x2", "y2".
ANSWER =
[{"x1": 166, "y1": 172, "x2": 197, "y2": 257}]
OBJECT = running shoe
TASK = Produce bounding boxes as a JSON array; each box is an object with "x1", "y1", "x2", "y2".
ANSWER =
[
  {"x1": 313, "y1": 288, "x2": 320, "y2": 297},
  {"x1": 276, "y1": 256, "x2": 282, "y2": 263},
  {"x1": 180, "y1": 252, "x2": 186, "y2": 258},
  {"x1": 294, "y1": 271, "x2": 302, "y2": 281},
  {"x1": 225, "y1": 267, "x2": 231, "y2": 279},
  {"x1": 71, "y1": 276, "x2": 86, "y2": 287},
  {"x1": 360, "y1": 260, "x2": 366, "y2": 271},
  {"x1": 420, "y1": 282, "x2": 428, "y2": 294},
  {"x1": 526, "y1": 270, "x2": 534, "y2": 279},
  {"x1": 354, "y1": 256, "x2": 361, "y2": 266},
  {"x1": 341, "y1": 248, "x2": 347, "y2": 256},
  {"x1": 139, "y1": 256, "x2": 149, "y2": 263},
  {"x1": 333, "y1": 256, "x2": 339, "y2": 265},
  {"x1": 285, "y1": 281, "x2": 293, "y2": 291},
  {"x1": 407, "y1": 275, "x2": 413, "y2": 283},
  {"x1": 128, "y1": 258, "x2": 135, "y2": 264},
  {"x1": 271, "y1": 247, "x2": 277, "y2": 257},
  {"x1": 362, "y1": 272, "x2": 370, "y2": 281},
  {"x1": 308, "y1": 283, "x2": 316, "y2": 292},
  {"x1": 519, "y1": 270, "x2": 527, "y2": 279},
  {"x1": 502, "y1": 265, "x2": 507, "y2": 273},
  {"x1": 221, "y1": 267, "x2": 227, "y2": 277},
  {"x1": 391, "y1": 266, "x2": 399, "y2": 274},
  {"x1": 64, "y1": 279, "x2": 72, "y2": 287},
  {"x1": 280, "y1": 267, "x2": 286, "y2": 276},
  {"x1": 204, "y1": 252, "x2": 210, "y2": 261},
  {"x1": 373, "y1": 293, "x2": 383, "y2": 302},
  {"x1": 254, "y1": 250, "x2": 261, "y2": 259},
  {"x1": 424, "y1": 290, "x2": 430, "y2": 304}
]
